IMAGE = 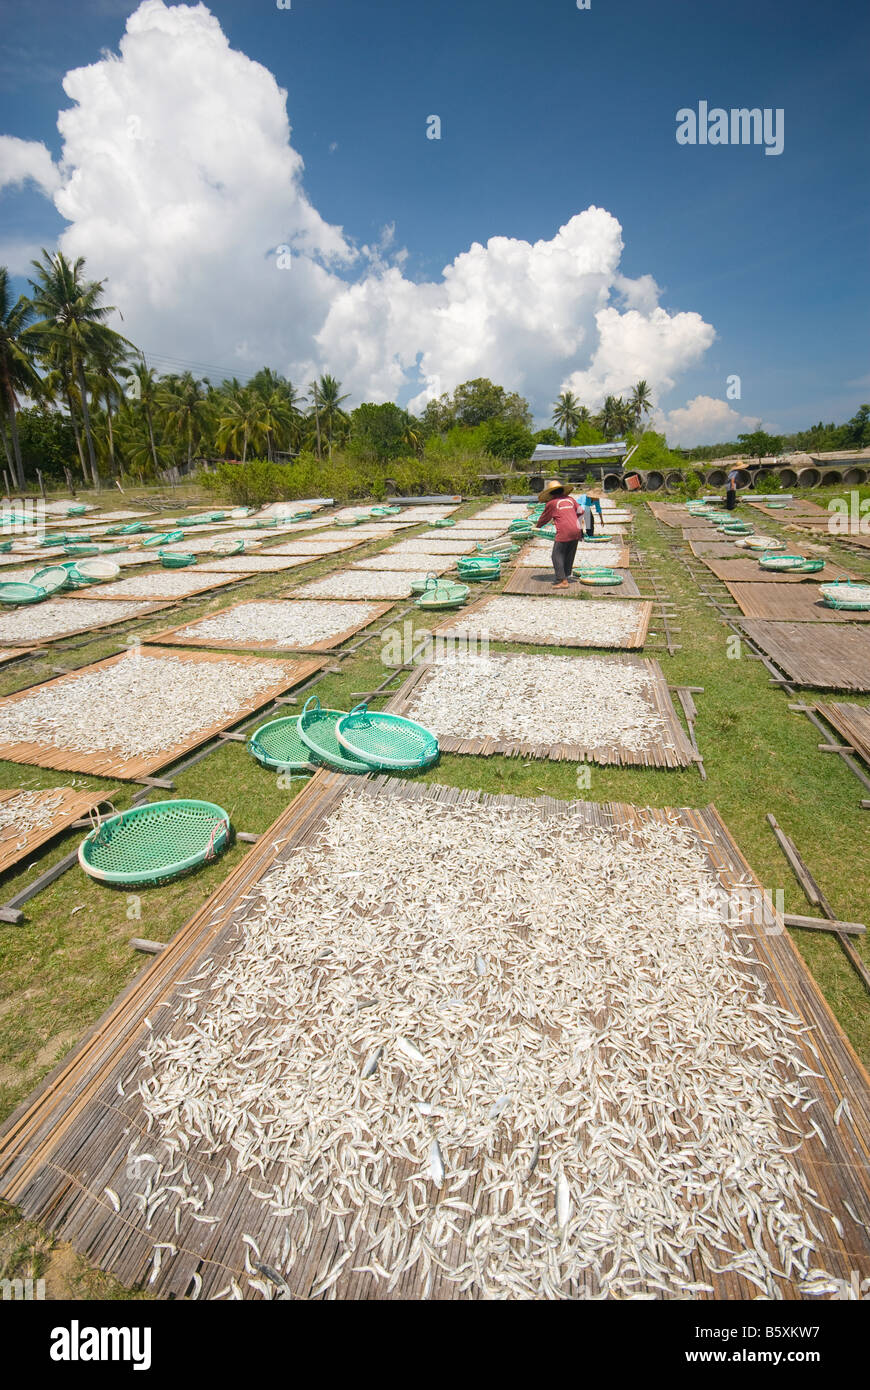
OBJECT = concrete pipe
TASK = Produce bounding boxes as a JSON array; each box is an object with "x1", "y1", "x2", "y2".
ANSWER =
[
  {"x1": 602, "y1": 473, "x2": 621, "y2": 491},
  {"x1": 644, "y1": 470, "x2": 664, "y2": 492},
  {"x1": 820, "y1": 470, "x2": 843, "y2": 487},
  {"x1": 842, "y1": 467, "x2": 866, "y2": 485},
  {"x1": 664, "y1": 471, "x2": 684, "y2": 492},
  {"x1": 795, "y1": 468, "x2": 821, "y2": 489},
  {"x1": 736, "y1": 469, "x2": 753, "y2": 487},
  {"x1": 778, "y1": 467, "x2": 798, "y2": 488},
  {"x1": 707, "y1": 469, "x2": 727, "y2": 487}
]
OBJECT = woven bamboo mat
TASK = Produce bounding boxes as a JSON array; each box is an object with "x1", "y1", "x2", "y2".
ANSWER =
[
  {"x1": 432, "y1": 595, "x2": 653, "y2": 649},
  {"x1": 703, "y1": 559, "x2": 853, "y2": 585},
  {"x1": 0, "y1": 785, "x2": 120, "y2": 877},
  {"x1": 144, "y1": 599, "x2": 394, "y2": 653},
  {"x1": 0, "y1": 599, "x2": 173, "y2": 648},
  {"x1": 385, "y1": 653, "x2": 695, "y2": 767},
  {"x1": 71, "y1": 573, "x2": 242, "y2": 602},
  {"x1": 0, "y1": 647, "x2": 324, "y2": 779},
  {"x1": 740, "y1": 621, "x2": 870, "y2": 691},
  {"x1": 0, "y1": 773, "x2": 866, "y2": 1300},
  {"x1": 503, "y1": 567, "x2": 641, "y2": 598},
  {"x1": 725, "y1": 582, "x2": 870, "y2": 622},
  {"x1": 814, "y1": 702, "x2": 870, "y2": 766}
]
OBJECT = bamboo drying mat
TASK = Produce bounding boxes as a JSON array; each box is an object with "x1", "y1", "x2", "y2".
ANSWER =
[
  {"x1": 190, "y1": 556, "x2": 318, "y2": 575},
  {"x1": 0, "y1": 600, "x2": 173, "y2": 648},
  {"x1": 814, "y1": 702, "x2": 870, "y2": 767},
  {"x1": 703, "y1": 559, "x2": 853, "y2": 585},
  {"x1": 0, "y1": 648, "x2": 34, "y2": 665},
  {"x1": 0, "y1": 785, "x2": 120, "y2": 877},
  {"x1": 725, "y1": 583, "x2": 870, "y2": 622},
  {"x1": 689, "y1": 541, "x2": 750, "y2": 558},
  {"x1": 385, "y1": 654, "x2": 695, "y2": 767},
  {"x1": 351, "y1": 555, "x2": 453, "y2": 574},
  {"x1": 748, "y1": 501, "x2": 829, "y2": 518},
  {"x1": 0, "y1": 647, "x2": 324, "y2": 779},
  {"x1": 432, "y1": 595, "x2": 653, "y2": 649},
  {"x1": 740, "y1": 621, "x2": 870, "y2": 690},
  {"x1": 645, "y1": 503, "x2": 685, "y2": 526},
  {"x1": 145, "y1": 599, "x2": 394, "y2": 653},
  {"x1": 261, "y1": 539, "x2": 370, "y2": 557},
  {"x1": 70, "y1": 573, "x2": 242, "y2": 602},
  {"x1": 0, "y1": 773, "x2": 867, "y2": 1301},
  {"x1": 290, "y1": 573, "x2": 432, "y2": 600},
  {"x1": 504, "y1": 567, "x2": 641, "y2": 598}
]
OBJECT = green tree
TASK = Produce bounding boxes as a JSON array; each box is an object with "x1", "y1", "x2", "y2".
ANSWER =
[
  {"x1": 629, "y1": 380, "x2": 653, "y2": 431},
  {"x1": 0, "y1": 266, "x2": 41, "y2": 488},
  {"x1": 551, "y1": 390, "x2": 582, "y2": 445},
  {"x1": 349, "y1": 402, "x2": 412, "y2": 462},
  {"x1": 315, "y1": 374, "x2": 350, "y2": 460},
  {"x1": 159, "y1": 371, "x2": 210, "y2": 468},
  {"x1": 736, "y1": 429, "x2": 784, "y2": 459},
  {"x1": 481, "y1": 419, "x2": 536, "y2": 463},
  {"x1": 27, "y1": 250, "x2": 133, "y2": 487},
  {"x1": 452, "y1": 378, "x2": 532, "y2": 428}
]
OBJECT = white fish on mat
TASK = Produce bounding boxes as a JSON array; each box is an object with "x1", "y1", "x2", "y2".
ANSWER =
[{"x1": 429, "y1": 1140, "x2": 445, "y2": 1188}]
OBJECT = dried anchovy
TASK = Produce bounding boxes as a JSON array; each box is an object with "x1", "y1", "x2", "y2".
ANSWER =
[
  {"x1": 172, "y1": 600, "x2": 383, "y2": 648},
  {"x1": 444, "y1": 597, "x2": 645, "y2": 648},
  {"x1": 295, "y1": 571, "x2": 435, "y2": 600},
  {"x1": 0, "y1": 599, "x2": 154, "y2": 643},
  {"x1": 401, "y1": 652, "x2": 673, "y2": 753},
  {"x1": 0, "y1": 652, "x2": 295, "y2": 759},
  {"x1": 134, "y1": 794, "x2": 824, "y2": 1301},
  {"x1": 353, "y1": 555, "x2": 453, "y2": 573}
]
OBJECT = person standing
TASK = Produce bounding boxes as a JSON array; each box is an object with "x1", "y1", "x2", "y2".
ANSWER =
[
  {"x1": 578, "y1": 488, "x2": 604, "y2": 537},
  {"x1": 726, "y1": 463, "x2": 741, "y2": 511},
  {"x1": 535, "y1": 479, "x2": 582, "y2": 588}
]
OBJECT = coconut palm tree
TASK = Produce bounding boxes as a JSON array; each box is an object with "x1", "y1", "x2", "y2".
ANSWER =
[
  {"x1": 0, "y1": 267, "x2": 41, "y2": 488},
  {"x1": 307, "y1": 379, "x2": 323, "y2": 460},
  {"x1": 215, "y1": 385, "x2": 269, "y2": 462},
  {"x1": 159, "y1": 371, "x2": 210, "y2": 469},
  {"x1": 315, "y1": 374, "x2": 350, "y2": 460},
  {"x1": 629, "y1": 380, "x2": 653, "y2": 431},
  {"x1": 122, "y1": 362, "x2": 162, "y2": 476},
  {"x1": 551, "y1": 390, "x2": 582, "y2": 446},
  {"x1": 27, "y1": 250, "x2": 133, "y2": 488}
]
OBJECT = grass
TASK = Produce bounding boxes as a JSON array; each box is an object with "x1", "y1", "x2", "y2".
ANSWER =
[{"x1": 0, "y1": 484, "x2": 868, "y2": 1295}]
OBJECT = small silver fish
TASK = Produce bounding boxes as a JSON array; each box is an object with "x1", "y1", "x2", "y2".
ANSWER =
[
  {"x1": 474, "y1": 955, "x2": 486, "y2": 977},
  {"x1": 397, "y1": 1037, "x2": 424, "y2": 1063},
  {"x1": 361, "y1": 1045, "x2": 383, "y2": 1078},
  {"x1": 429, "y1": 1139, "x2": 445, "y2": 1187},
  {"x1": 556, "y1": 1169, "x2": 571, "y2": 1230}
]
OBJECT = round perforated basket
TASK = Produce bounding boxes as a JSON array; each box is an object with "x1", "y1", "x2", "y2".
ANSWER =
[
  {"x1": 298, "y1": 696, "x2": 372, "y2": 774},
  {"x1": 0, "y1": 581, "x2": 47, "y2": 605},
  {"x1": 78, "y1": 800, "x2": 231, "y2": 886},
  {"x1": 28, "y1": 565, "x2": 72, "y2": 595},
  {"x1": 574, "y1": 567, "x2": 622, "y2": 586},
  {"x1": 159, "y1": 550, "x2": 197, "y2": 568},
  {"x1": 819, "y1": 581, "x2": 870, "y2": 610},
  {"x1": 249, "y1": 716, "x2": 317, "y2": 772},
  {"x1": 69, "y1": 557, "x2": 121, "y2": 583},
  {"x1": 759, "y1": 554, "x2": 821, "y2": 572},
  {"x1": 335, "y1": 703, "x2": 439, "y2": 770}
]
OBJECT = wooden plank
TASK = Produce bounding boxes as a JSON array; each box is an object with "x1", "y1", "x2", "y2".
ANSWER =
[
  {"x1": 0, "y1": 647, "x2": 325, "y2": 780},
  {"x1": 703, "y1": 558, "x2": 853, "y2": 584},
  {"x1": 784, "y1": 913, "x2": 865, "y2": 936},
  {"x1": 815, "y1": 702, "x2": 870, "y2": 767},
  {"x1": 142, "y1": 599, "x2": 394, "y2": 654}
]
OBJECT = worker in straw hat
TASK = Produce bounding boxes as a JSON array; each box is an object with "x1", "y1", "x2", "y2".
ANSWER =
[{"x1": 535, "y1": 479, "x2": 582, "y2": 588}]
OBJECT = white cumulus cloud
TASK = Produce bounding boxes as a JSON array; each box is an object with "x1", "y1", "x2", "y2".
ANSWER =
[
  {"x1": 654, "y1": 395, "x2": 760, "y2": 446},
  {"x1": 8, "y1": 0, "x2": 719, "y2": 420}
]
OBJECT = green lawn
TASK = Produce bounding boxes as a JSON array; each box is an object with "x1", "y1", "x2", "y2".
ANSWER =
[{"x1": 0, "y1": 484, "x2": 868, "y2": 1296}]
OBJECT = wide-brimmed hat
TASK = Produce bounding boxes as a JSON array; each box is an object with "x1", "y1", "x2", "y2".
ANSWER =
[{"x1": 537, "y1": 479, "x2": 574, "y2": 502}]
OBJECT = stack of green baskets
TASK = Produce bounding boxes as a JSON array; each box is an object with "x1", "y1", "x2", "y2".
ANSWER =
[
  {"x1": 415, "y1": 578, "x2": 469, "y2": 610},
  {"x1": 78, "y1": 800, "x2": 231, "y2": 887},
  {"x1": 249, "y1": 716, "x2": 318, "y2": 773},
  {"x1": 297, "y1": 696, "x2": 373, "y2": 773},
  {"x1": 432, "y1": 518, "x2": 456, "y2": 528},
  {"x1": 458, "y1": 556, "x2": 500, "y2": 580},
  {"x1": 759, "y1": 554, "x2": 823, "y2": 573},
  {"x1": 159, "y1": 550, "x2": 197, "y2": 568},
  {"x1": 574, "y1": 566, "x2": 622, "y2": 586}
]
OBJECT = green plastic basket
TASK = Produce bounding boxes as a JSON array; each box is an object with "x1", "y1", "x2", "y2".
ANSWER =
[
  {"x1": 334, "y1": 518, "x2": 363, "y2": 529},
  {"x1": 78, "y1": 799, "x2": 231, "y2": 886},
  {"x1": 743, "y1": 537, "x2": 783, "y2": 551},
  {"x1": 335, "y1": 702, "x2": 439, "y2": 770},
  {"x1": 370, "y1": 505, "x2": 401, "y2": 517},
  {"x1": 62, "y1": 544, "x2": 102, "y2": 557},
  {"x1": 537, "y1": 524, "x2": 557, "y2": 539},
  {"x1": 210, "y1": 538, "x2": 246, "y2": 556},
  {"x1": 254, "y1": 518, "x2": 279, "y2": 529},
  {"x1": 28, "y1": 565, "x2": 72, "y2": 595},
  {"x1": 143, "y1": 530, "x2": 185, "y2": 548},
  {"x1": 291, "y1": 509, "x2": 313, "y2": 521},
  {"x1": 66, "y1": 504, "x2": 88, "y2": 516},
  {"x1": 819, "y1": 581, "x2": 870, "y2": 611},
  {"x1": 0, "y1": 541, "x2": 11, "y2": 553},
  {"x1": 415, "y1": 579, "x2": 470, "y2": 610},
  {"x1": 759, "y1": 554, "x2": 821, "y2": 572},
  {"x1": 298, "y1": 696, "x2": 372, "y2": 774},
  {"x1": 0, "y1": 581, "x2": 47, "y2": 605},
  {"x1": 68, "y1": 558, "x2": 121, "y2": 585},
  {"x1": 458, "y1": 558, "x2": 500, "y2": 580},
  {"x1": 574, "y1": 567, "x2": 622, "y2": 586},
  {"x1": 582, "y1": 533, "x2": 615, "y2": 544},
  {"x1": 159, "y1": 550, "x2": 197, "y2": 568},
  {"x1": 432, "y1": 518, "x2": 456, "y2": 528},
  {"x1": 248, "y1": 716, "x2": 317, "y2": 772},
  {"x1": 410, "y1": 571, "x2": 443, "y2": 594},
  {"x1": 120, "y1": 521, "x2": 149, "y2": 535}
]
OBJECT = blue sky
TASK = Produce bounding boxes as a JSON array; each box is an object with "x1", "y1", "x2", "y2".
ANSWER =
[{"x1": 0, "y1": 0, "x2": 868, "y2": 439}]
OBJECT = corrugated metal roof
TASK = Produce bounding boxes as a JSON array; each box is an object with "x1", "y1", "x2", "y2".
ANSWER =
[{"x1": 531, "y1": 443, "x2": 628, "y2": 461}]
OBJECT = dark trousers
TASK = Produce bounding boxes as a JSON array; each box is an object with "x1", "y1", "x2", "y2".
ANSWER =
[
  {"x1": 726, "y1": 489, "x2": 737, "y2": 511},
  {"x1": 585, "y1": 509, "x2": 595, "y2": 536},
  {"x1": 552, "y1": 539, "x2": 579, "y2": 582}
]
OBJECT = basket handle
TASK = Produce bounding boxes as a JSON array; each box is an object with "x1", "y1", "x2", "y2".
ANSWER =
[
  {"x1": 424, "y1": 575, "x2": 438, "y2": 591},
  {"x1": 347, "y1": 701, "x2": 369, "y2": 718},
  {"x1": 300, "y1": 695, "x2": 322, "y2": 719}
]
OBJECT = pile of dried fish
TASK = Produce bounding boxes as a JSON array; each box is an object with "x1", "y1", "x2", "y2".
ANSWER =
[
  {"x1": 354, "y1": 554, "x2": 452, "y2": 573},
  {"x1": 267, "y1": 539, "x2": 361, "y2": 555},
  {"x1": 0, "y1": 598, "x2": 155, "y2": 643},
  {"x1": 443, "y1": 597, "x2": 645, "y2": 648},
  {"x1": 88, "y1": 573, "x2": 225, "y2": 599},
  {"x1": 0, "y1": 787, "x2": 68, "y2": 843},
  {"x1": 402, "y1": 653, "x2": 670, "y2": 752},
  {"x1": 0, "y1": 652, "x2": 292, "y2": 758},
  {"x1": 172, "y1": 600, "x2": 383, "y2": 648},
  {"x1": 295, "y1": 570, "x2": 433, "y2": 600},
  {"x1": 132, "y1": 792, "x2": 828, "y2": 1300},
  {"x1": 197, "y1": 556, "x2": 309, "y2": 574},
  {"x1": 389, "y1": 539, "x2": 477, "y2": 556}
]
